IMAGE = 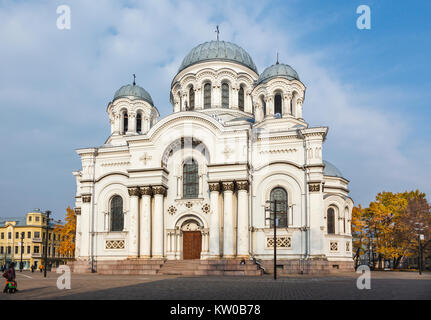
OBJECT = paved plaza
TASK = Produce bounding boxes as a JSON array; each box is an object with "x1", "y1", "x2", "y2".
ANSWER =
[{"x1": 0, "y1": 271, "x2": 430, "y2": 300}]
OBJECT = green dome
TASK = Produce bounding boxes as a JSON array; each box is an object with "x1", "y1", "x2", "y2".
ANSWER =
[
  {"x1": 178, "y1": 41, "x2": 258, "y2": 74},
  {"x1": 113, "y1": 84, "x2": 154, "y2": 106},
  {"x1": 323, "y1": 160, "x2": 344, "y2": 178},
  {"x1": 257, "y1": 63, "x2": 300, "y2": 84}
]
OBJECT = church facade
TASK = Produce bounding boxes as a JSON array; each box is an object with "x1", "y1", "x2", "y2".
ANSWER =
[{"x1": 73, "y1": 40, "x2": 354, "y2": 272}]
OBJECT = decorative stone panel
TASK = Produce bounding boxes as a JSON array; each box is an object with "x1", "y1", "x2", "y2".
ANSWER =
[
  {"x1": 105, "y1": 240, "x2": 125, "y2": 250},
  {"x1": 346, "y1": 241, "x2": 350, "y2": 252},
  {"x1": 201, "y1": 203, "x2": 210, "y2": 214},
  {"x1": 82, "y1": 195, "x2": 91, "y2": 203},
  {"x1": 266, "y1": 236, "x2": 292, "y2": 249},
  {"x1": 167, "y1": 205, "x2": 177, "y2": 215},
  {"x1": 330, "y1": 241, "x2": 339, "y2": 252},
  {"x1": 308, "y1": 184, "x2": 320, "y2": 192}
]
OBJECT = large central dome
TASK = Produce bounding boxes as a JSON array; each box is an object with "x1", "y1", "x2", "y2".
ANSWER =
[{"x1": 178, "y1": 40, "x2": 258, "y2": 74}]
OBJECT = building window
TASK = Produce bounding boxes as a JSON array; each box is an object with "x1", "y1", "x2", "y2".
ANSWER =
[
  {"x1": 189, "y1": 87, "x2": 195, "y2": 110},
  {"x1": 15, "y1": 232, "x2": 19, "y2": 239},
  {"x1": 136, "y1": 113, "x2": 142, "y2": 133},
  {"x1": 261, "y1": 96, "x2": 266, "y2": 116},
  {"x1": 34, "y1": 232, "x2": 40, "y2": 238},
  {"x1": 8, "y1": 232, "x2": 11, "y2": 239},
  {"x1": 27, "y1": 246, "x2": 30, "y2": 254},
  {"x1": 0, "y1": 247, "x2": 3, "y2": 254},
  {"x1": 36, "y1": 217, "x2": 39, "y2": 222},
  {"x1": 1, "y1": 233, "x2": 3, "y2": 240},
  {"x1": 183, "y1": 159, "x2": 199, "y2": 199},
  {"x1": 204, "y1": 83, "x2": 211, "y2": 109},
  {"x1": 7, "y1": 246, "x2": 11, "y2": 254},
  {"x1": 221, "y1": 83, "x2": 229, "y2": 108},
  {"x1": 327, "y1": 208, "x2": 335, "y2": 234},
  {"x1": 110, "y1": 195, "x2": 124, "y2": 232},
  {"x1": 274, "y1": 93, "x2": 282, "y2": 115},
  {"x1": 238, "y1": 86, "x2": 245, "y2": 111},
  {"x1": 123, "y1": 112, "x2": 128, "y2": 134},
  {"x1": 269, "y1": 187, "x2": 288, "y2": 228},
  {"x1": 34, "y1": 246, "x2": 39, "y2": 254},
  {"x1": 29, "y1": 216, "x2": 32, "y2": 222}
]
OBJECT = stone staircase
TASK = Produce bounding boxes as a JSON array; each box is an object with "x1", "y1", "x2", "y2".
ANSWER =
[
  {"x1": 158, "y1": 259, "x2": 263, "y2": 276},
  {"x1": 95, "y1": 259, "x2": 165, "y2": 275}
]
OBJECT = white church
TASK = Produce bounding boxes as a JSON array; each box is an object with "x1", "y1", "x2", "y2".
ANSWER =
[{"x1": 72, "y1": 39, "x2": 354, "y2": 275}]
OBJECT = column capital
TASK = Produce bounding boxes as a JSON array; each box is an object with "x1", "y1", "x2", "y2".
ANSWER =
[
  {"x1": 208, "y1": 182, "x2": 221, "y2": 192},
  {"x1": 140, "y1": 186, "x2": 153, "y2": 196},
  {"x1": 153, "y1": 185, "x2": 167, "y2": 196},
  {"x1": 236, "y1": 181, "x2": 249, "y2": 191},
  {"x1": 221, "y1": 181, "x2": 235, "y2": 192},
  {"x1": 128, "y1": 187, "x2": 141, "y2": 197},
  {"x1": 82, "y1": 195, "x2": 91, "y2": 203},
  {"x1": 74, "y1": 207, "x2": 81, "y2": 215}
]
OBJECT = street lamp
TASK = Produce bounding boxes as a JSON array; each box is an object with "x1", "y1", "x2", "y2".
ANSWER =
[
  {"x1": 414, "y1": 222, "x2": 425, "y2": 275},
  {"x1": 19, "y1": 232, "x2": 24, "y2": 272},
  {"x1": 264, "y1": 199, "x2": 288, "y2": 280},
  {"x1": 43, "y1": 210, "x2": 52, "y2": 278}
]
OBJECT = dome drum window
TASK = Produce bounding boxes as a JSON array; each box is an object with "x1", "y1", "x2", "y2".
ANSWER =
[
  {"x1": 221, "y1": 83, "x2": 229, "y2": 108},
  {"x1": 238, "y1": 86, "x2": 245, "y2": 111},
  {"x1": 204, "y1": 83, "x2": 211, "y2": 109}
]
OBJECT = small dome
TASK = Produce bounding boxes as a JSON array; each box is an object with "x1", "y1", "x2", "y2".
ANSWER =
[
  {"x1": 178, "y1": 41, "x2": 258, "y2": 74},
  {"x1": 257, "y1": 63, "x2": 300, "y2": 85},
  {"x1": 113, "y1": 84, "x2": 154, "y2": 106},
  {"x1": 323, "y1": 160, "x2": 344, "y2": 178}
]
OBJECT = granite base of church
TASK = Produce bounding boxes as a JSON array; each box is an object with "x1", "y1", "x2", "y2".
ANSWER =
[
  {"x1": 260, "y1": 259, "x2": 354, "y2": 275},
  {"x1": 67, "y1": 258, "x2": 353, "y2": 276},
  {"x1": 67, "y1": 259, "x2": 263, "y2": 276}
]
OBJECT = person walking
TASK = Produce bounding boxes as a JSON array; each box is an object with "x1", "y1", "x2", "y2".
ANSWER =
[
  {"x1": 31, "y1": 265, "x2": 34, "y2": 273},
  {"x1": 3, "y1": 262, "x2": 16, "y2": 293}
]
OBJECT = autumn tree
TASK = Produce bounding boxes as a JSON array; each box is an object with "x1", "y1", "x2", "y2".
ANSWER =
[{"x1": 55, "y1": 206, "x2": 76, "y2": 258}]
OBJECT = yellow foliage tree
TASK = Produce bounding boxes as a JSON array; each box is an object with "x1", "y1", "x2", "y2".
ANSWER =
[{"x1": 54, "y1": 206, "x2": 76, "y2": 258}]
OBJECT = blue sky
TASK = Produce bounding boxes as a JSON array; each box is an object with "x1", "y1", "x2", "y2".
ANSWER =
[{"x1": 0, "y1": 0, "x2": 430, "y2": 220}]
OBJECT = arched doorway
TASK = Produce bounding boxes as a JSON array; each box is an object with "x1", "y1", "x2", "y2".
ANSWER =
[{"x1": 181, "y1": 220, "x2": 202, "y2": 260}]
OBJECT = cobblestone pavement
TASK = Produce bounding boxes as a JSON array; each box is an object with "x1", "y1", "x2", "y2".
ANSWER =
[{"x1": 1, "y1": 271, "x2": 430, "y2": 300}]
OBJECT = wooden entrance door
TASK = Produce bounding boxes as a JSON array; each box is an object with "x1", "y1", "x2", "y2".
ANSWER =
[{"x1": 183, "y1": 231, "x2": 202, "y2": 259}]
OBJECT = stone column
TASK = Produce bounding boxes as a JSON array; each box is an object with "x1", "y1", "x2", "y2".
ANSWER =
[
  {"x1": 209, "y1": 182, "x2": 221, "y2": 258},
  {"x1": 268, "y1": 96, "x2": 274, "y2": 116},
  {"x1": 283, "y1": 94, "x2": 292, "y2": 117},
  {"x1": 296, "y1": 98, "x2": 303, "y2": 119},
  {"x1": 140, "y1": 186, "x2": 152, "y2": 258},
  {"x1": 80, "y1": 195, "x2": 91, "y2": 258},
  {"x1": 222, "y1": 181, "x2": 235, "y2": 258},
  {"x1": 127, "y1": 112, "x2": 136, "y2": 134},
  {"x1": 152, "y1": 186, "x2": 167, "y2": 258},
  {"x1": 236, "y1": 181, "x2": 249, "y2": 258},
  {"x1": 74, "y1": 207, "x2": 81, "y2": 258},
  {"x1": 128, "y1": 187, "x2": 140, "y2": 258}
]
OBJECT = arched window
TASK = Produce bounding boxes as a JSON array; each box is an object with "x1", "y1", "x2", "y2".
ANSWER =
[
  {"x1": 183, "y1": 159, "x2": 199, "y2": 198},
  {"x1": 110, "y1": 196, "x2": 124, "y2": 232},
  {"x1": 327, "y1": 208, "x2": 335, "y2": 234},
  {"x1": 238, "y1": 86, "x2": 245, "y2": 111},
  {"x1": 189, "y1": 87, "x2": 195, "y2": 110},
  {"x1": 204, "y1": 83, "x2": 211, "y2": 109},
  {"x1": 123, "y1": 112, "x2": 128, "y2": 134},
  {"x1": 270, "y1": 187, "x2": 288, "y2": 228},
  {"x1": 221, "y1": 83, "x2": 229, "y2": 108},
  {"x1": 261, "y1": 96, "x2": 266, "y2": 117},
  {"x1": 274, "y1": 93, "x2": 282, "y2": 116},
  {"x1": 136, "y1": 112, "x2": 142, "y2": 133}
]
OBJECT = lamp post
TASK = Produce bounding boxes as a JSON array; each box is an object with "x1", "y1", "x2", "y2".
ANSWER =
[
  {"x1": 43, "y1": 210, "x2": 52, "y2": 278},
  {"x1": 19, "y1": 232, "x2": 24, "y2": 272},
  {"x1": 264, "y1": 199, "x2": 288, "y2": 280}
]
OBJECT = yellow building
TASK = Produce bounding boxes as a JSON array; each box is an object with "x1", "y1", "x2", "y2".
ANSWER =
[{"x1": 0, "y1": 209, "x2": 69, "y2": 270}]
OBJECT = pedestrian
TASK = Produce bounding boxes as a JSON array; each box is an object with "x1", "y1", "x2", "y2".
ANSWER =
[
  {"x1": 31, "y1": 265, "x2": 34, "y2": 273},
  {"x1": 3, "y1": 262, "x2": 16, "y2": 293},
  {"x1": 39, "y1": 264, "x2": 43, "y2": 273}
]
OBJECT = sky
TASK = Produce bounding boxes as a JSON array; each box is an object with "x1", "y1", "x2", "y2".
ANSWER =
[{"x1": 0, "y1": 0, "x2": 430, "y2": 220}]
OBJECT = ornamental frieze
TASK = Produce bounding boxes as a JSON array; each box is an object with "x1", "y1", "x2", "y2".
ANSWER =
[
  {"x1": 128, "y1": 187, "x2": 141, "y2": 197},
  {"x1": 308, "y1": 184, "x2": 320, "y2": 192},
  {"x1": 140, "y1": 186, "x2": 152, "y2": 196},
  {"x1": 222, "y1": 181, "x2": 235, "y2": 192},
  {"x1": 152, "y1": 186, "x2": 167, "y2": 196},
  {"x1": 236, "y1": 181, "x2": 249, "y2": 191},
  {"x1": 208, "y1": 182, "x2": 221, "y2": 192}
]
